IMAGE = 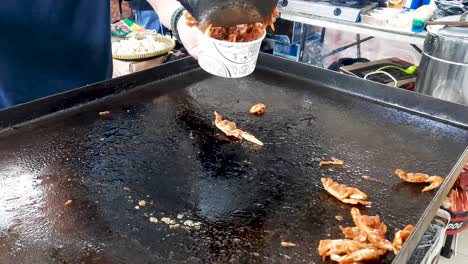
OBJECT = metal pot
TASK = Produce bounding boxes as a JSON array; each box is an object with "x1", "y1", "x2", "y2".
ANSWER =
[{"x1": 415, "y1": 12, "x2": 468, "y2": 105}]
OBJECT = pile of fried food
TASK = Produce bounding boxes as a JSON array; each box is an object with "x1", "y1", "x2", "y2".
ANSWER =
[
  {"x1": 185, "y1": 8, "x2": 279, "y2": 42},
  {"x1": 317, "y1": 162, "x2": 444, "y2": 262},
  {"x1": 317, "y1": 166, "x2": 443, "y2": 263},
  {"x1": 319, "y1": 207, "x2": 414, "y2": 263},
  {"x1": 211, "y1": 103, "x2": 444, "y2": 263}
]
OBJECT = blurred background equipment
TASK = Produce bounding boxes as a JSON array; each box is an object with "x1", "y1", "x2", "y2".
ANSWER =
[{"x1": 415, "y1": 12, "x2": 468, "y2": 105}]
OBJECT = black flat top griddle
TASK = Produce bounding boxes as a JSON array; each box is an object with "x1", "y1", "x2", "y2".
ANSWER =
[{"x1": 0, "y1": 55, "x2": 467, "y2": 264}]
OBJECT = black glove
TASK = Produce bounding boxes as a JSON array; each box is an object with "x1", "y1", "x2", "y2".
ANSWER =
[{"x1": 178, "y1": 0, "x2": 278, "y2": 27}]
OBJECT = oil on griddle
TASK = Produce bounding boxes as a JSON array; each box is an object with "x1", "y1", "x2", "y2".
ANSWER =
[{"x1": 0, "y1": 68, "x2": 467, "y2": 264}]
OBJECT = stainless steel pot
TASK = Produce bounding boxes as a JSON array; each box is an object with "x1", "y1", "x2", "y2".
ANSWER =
[{"x1": 415, "y1": 12, "x2": 468, "y2": 105}]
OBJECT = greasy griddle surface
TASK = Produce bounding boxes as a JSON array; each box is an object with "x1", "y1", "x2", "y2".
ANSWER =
[{"x1": 1, "y1": 69, "x2": 467, "y2": 264}]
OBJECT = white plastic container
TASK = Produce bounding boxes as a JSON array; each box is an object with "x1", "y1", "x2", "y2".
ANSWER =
[{"x1": 197, "y1": 30, "x2": 266, "y2": 78}]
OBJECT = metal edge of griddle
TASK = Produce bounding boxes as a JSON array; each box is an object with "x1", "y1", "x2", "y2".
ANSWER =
[
  {"x1": 394, "y1": 148, "x2": 468, "y2": 264},
  {"x1": 2, "y1": 54, "x2": 467, "y2": 132},
  {"x1": 256, "y1": 53, "x2": 468, "y2": 129},
  {"x1": 0, "y1": 57, "x2": 199, "y2": 131}
]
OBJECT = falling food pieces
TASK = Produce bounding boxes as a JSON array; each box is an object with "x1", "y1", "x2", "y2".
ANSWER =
[
  {"x1": 138, "y1": 200, "x2": 146, "y2": 207},
  {"x1": 64, "y1": 199, "x2": 73, "y2": 206},
  {"x1": 99, "y1": 111, "x2": 110, "y2": 116},
  {"x1": 320, "y1": 158, "x2": 344, "y2": 166},
  {"x1": 214, "y1": 112, "x2": 263, "y2": 145},
  {"x1": 250, "y1": 103, "x2": 266, "y2": 115},
  {"x1": 393, "y1": 225, "x2": 414, "y2": 254},
  {"x1": 395, "y1": 169, "x2": 444, "y2": 192},
  {"x1": 321, "y1": 177, "x2": 372, "y2": 206},
  {"x1": 335, "y1": 215, "x2": 344, "y2": 221},
  {"x1": 281, "y1": 241, "x2": 296, "y2": 248},
  {"x1": 149, "y1": 217, "x2": 158, "y2": 224}
]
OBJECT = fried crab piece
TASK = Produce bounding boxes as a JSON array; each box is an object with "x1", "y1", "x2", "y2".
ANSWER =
[
  {"x1": 318, "y1": 239, "x2": 384, "y2": 263},
  {"x1": 339, "y1": 226, "x2": 367, "y2": 243},
  {"x1": 340, "y1": 214, "x2": 388, "y2": 243},
  {"x1": 330, "y1": 247, "x2": 385, "y2": 263},
  {"x1": 321, "y1": 177, "x2": 372, "y2": 206},
  {"x1": 395, "y1": 169, "x2": 444, "y2": 192},
  {"x1": 318, "y1": 239, "x2": 370, "y2": 258},
  {"x1": 249, "y1": 103, "x2": 266, "y2": 115},
  {"x1": 349, "y1": 208, "x2": 393, "y2": 251},
  {"x1": 214, "y1": 112, "x2": 263, "y2": 145},
  {"x1": 320, "y1": 157, "x2": 344, "y2": 166},
  {"x1": 393, "y1": 224, "x2": 414, "y2": 254}
]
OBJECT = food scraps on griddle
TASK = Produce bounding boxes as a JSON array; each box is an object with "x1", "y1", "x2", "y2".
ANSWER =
[
  {"x1": 281, "y1": 241, "x2": 297, "y2": 248},
  {"x1": 161, "y1": 217, "x2": 176, "y2": 225},
  {"x1": 250, "y1": 103, "x2": 266, "y2": 115},
  {"x1": 320, "y1": 157, "x2": 344, "y2": 166}
]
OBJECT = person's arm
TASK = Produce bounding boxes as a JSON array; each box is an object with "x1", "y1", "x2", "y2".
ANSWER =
[
  {"x1": 146, "y1": 0, "x2": 199, "y2": 58},
  {"x1": 147, "y1": 0, "x2": 199, "y2": 59},
  {"x1": 146, "y1": 0, "x2": 182, "y2": 30}
]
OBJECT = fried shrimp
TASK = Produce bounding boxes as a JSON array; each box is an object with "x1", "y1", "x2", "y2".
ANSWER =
[
  {"x1": 393, "y1": 225, "x2": 414, "y2": 254},
  {"x1": 214, "y1": 112, "x2": 263, "y2": 145},
  {"x1": 395, "y1": 169, "x2": 444, "y2": 192},
  {"x1": 321, "y1": 177, "x2": 372, "y2": 206}
]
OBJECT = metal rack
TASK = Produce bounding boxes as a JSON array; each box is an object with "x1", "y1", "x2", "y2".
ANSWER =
[
  {"x1": 280, "y1": 10, "x2": 427, "y2": 45},
  {"x1": 279, "y1": 9, "x2": 427, "y2": 61}
]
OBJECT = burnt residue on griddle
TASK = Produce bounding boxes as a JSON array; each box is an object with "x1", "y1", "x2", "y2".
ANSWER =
[{"x1": 0, "y1": 69, "x2": 467, "y2": 263}]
